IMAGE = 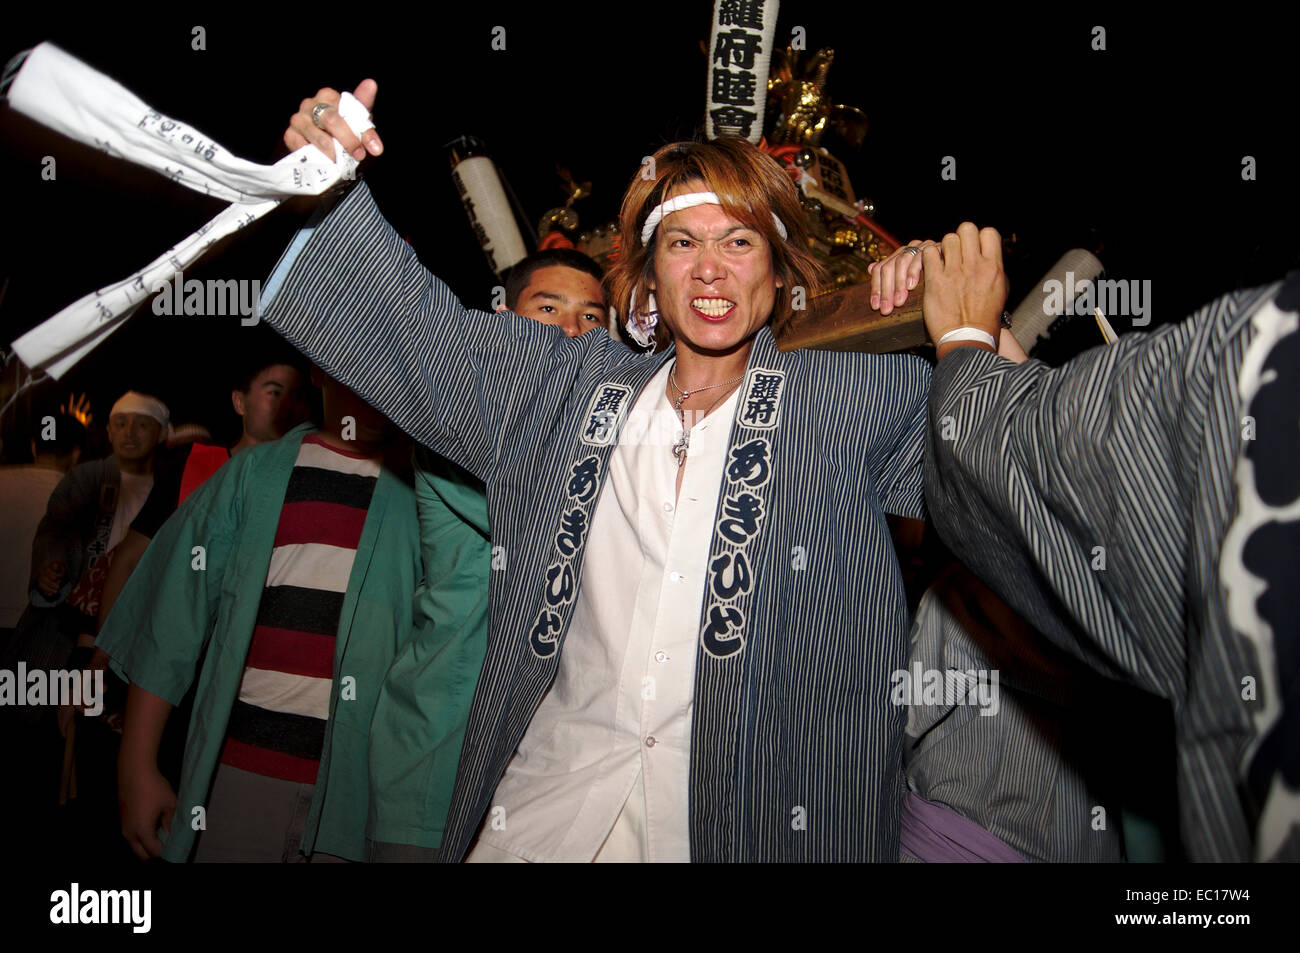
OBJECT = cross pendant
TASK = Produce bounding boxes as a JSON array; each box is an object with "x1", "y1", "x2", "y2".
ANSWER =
[{"x1": 672, "y1": 430, "x2": 689, "y2": 467}]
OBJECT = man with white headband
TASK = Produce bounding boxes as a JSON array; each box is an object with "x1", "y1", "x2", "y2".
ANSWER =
[
  {"x1": 103, "y1": 392, "x2": 168, "y2": 549},
  {"x1": 10, "y1": 390, "x2": 166, "y2": 846},
  {"x1": 30, "y1": 390, "x2": 168, "y2": 610},
  {"x1": 263, "y1": 88, "x2": 933, "y2": 862}
]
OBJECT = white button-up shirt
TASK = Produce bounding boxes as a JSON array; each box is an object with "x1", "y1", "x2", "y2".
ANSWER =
[{"x1": 474, "y1": 361, "x2": 740, "y2": 862}]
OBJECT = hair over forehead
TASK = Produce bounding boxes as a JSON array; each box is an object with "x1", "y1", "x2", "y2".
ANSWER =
[
  {"x1": 628, "y1": 138, "x2": 791, "y2": 239},
  {"x1": 608, "y1": 137, "x2": 825, "y2": 351}
]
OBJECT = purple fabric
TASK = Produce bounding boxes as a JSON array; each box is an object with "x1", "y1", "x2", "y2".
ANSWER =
[{"x1": 900, "y1": 791, "x2": 1028, "y2": 863}]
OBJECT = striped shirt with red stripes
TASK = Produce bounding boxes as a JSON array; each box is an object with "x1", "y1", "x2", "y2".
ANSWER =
[{"x1": 219, "y1": 433, "x2": 380, "y2": 783}]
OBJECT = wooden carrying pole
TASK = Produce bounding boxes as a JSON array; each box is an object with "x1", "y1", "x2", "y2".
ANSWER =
[{"x1": 776, "y1": 277, "x2": 928, "y2": 354}]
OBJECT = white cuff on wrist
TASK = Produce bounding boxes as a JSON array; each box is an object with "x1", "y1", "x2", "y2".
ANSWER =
[{"x1": 937, "y1": 327, "x2": 996, "y2": 349}]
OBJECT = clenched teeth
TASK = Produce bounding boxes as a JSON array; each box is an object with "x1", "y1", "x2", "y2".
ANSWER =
[{"x1": 691, "y1": 297, "x2": 736, "y2": 316}]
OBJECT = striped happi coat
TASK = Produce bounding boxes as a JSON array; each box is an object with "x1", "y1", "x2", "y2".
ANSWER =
[
  {"x1": 263, "y1": 183, "x2": 931, "y2": 861},
  {"x1": 925, "y1": 276, "x2": 1300, "y2": 861}
]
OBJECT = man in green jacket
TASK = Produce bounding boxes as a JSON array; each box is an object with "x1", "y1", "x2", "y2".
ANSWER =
[
  {"x1": 364, "y1": 449, "x2": 491, "y2": 860},
  {"x1": 99, "y1": 373, "x2": 437, "y2": 862}
]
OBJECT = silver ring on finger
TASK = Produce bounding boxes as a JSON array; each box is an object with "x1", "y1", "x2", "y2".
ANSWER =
[
  {"x1": 311, "y1": 102, "x2": 333, "y2": 130},
  {"x1": 905, "y1": 247, "x2": 920, "y2": 257}
]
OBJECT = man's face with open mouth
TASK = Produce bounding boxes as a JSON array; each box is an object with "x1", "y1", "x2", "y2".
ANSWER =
[{"x1": 649, "y1": 185, "x2": 780, "y2": 361}]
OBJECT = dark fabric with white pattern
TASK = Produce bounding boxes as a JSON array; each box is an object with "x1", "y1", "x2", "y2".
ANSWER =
[{"x1": 925, "y1": 278, "x2": 1299, "y2": 861}]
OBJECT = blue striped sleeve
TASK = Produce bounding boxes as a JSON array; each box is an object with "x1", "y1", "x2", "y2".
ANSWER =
[
  {"x1": 868, "y1": 353, "x2": 930, "y2": 520},
  {"x1": 925, "y1": 334, "x2": 1195, "y2": 691},
  {"x1": 259, "y1": 182, "x2": 610, "y2": 482}
]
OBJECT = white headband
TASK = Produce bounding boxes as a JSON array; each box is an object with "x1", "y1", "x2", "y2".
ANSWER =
[
  {"x1": 110, "y1": 391, "x2": 170, "y2": 428},
  {"x1": 640, "y1": 191, "x2": 788, "y2": 246}
]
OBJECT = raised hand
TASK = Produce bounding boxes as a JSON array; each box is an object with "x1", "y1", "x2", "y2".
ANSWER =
[{"x1": 284, "y1": 80, "x2": 383, "y2": 163}]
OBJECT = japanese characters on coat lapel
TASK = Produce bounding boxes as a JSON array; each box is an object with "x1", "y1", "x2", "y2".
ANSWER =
[
  {"x1": 699, "y1": 366, "x2": 785, "y2": 659},
  {"x1": 527, "y1": 375, "x2": 641, "y2": 659},
  {"x1": 522, "y1": 346, "x2": 786, "y2": 663}
]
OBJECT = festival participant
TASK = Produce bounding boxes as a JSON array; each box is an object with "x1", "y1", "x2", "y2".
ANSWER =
[
  {"x1": 900, "y1": 562, "x2": 1181, "y2": 862},
  {"x1": 28, "y1": 392, "x2": 167, "y2": 616},
  {"x1": 2, "y1": 392, "x2": 167, "y2": 857},
  {"x1": 873, "y1": 225, "x2": 1299, "y2": 862},
  {"x1": 0, "y1": 409, "x2": 85, "y2": 642},
  {"x1": 0, "y1": 409, "x2": 86, "y2": 848},
  {"x1": 363, "y1": 246, "x2": 608, "y2": 861},
  {"x1": 500, "y1": 248, "x2": 608, "y2": 338},
  {"x1": 52, "y1": 348, "x2": 311, "y2": 811},
  {"x1": 99, "y1": 370, "x2": 422, "y2": 862},
  {"x1": 266, "y1": 86, "x2": 930, "y2": 862},
  {"x1": 11, "y1": 390, "x2": 168, "y2": 695}
]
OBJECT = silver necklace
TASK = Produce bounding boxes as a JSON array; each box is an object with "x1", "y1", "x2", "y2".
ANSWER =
[{"x1": 669, "y1": 363, "x2": 744, "y2": 468}]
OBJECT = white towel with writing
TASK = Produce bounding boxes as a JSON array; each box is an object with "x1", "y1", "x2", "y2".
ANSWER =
[{"x1": 5, "y1": 42, "x2": 372, "y2": 378}]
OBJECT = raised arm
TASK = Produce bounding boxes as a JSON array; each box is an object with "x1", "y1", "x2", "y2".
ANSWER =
[
  {"x1": 262, "y1": 84, "x2": 617, "y2": 483},
  {"x1": 922, "y1": 236, "x2": 1276, "y2": 696}
]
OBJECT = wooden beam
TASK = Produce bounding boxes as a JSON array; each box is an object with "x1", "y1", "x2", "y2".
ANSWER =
[{"x1": 776, "y1": 278, "x2": 928, "y2": 353}]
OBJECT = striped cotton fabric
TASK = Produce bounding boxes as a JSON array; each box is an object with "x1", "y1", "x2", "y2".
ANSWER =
[
  {"x1": 904, "y1": 565, "x2": 1130, "y2": 862},
  {"x1": 262, "y1": 182, "x2": 933, "y2": 861},
  {"x1": 925, "y1": 277, "x2": 1298, "y2": 862},
  {"x1": 220, "y1": 433, "x2": 380, "y2": 783}
]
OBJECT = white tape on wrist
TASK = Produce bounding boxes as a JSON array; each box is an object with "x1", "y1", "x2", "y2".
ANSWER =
[
  {"x1": 6, "y1": 42, "x2": 374, "y2": 378},
  {"x1": 936, "y1": 327, "x2": 997, "y2": 349}
]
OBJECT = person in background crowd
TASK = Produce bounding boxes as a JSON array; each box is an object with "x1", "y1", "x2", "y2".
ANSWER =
[
  {"x1": 0, "y1": 392, "x2": 164, "y2": 860},
  {"x1": 499, "y1": 248, "x2": 608, "y2": 339},
  {"x1": 29, "y1": 391, "x2": 168, "y2": 623},
  {"x1": 100, "y1": 370, "x2": 420, "y2": 862},
  {"x1": 96, "y1": 349, "x2": 310, "y2": 635},
  {"x1": 0, "y1": 408, "x2": 87, "y2": 856},
  {"x1": 0, "y1": 408, "x2": 85, "y2": 648},
  {"x1": 51, "y1": 346, "x2": 311, "y2": 829}
]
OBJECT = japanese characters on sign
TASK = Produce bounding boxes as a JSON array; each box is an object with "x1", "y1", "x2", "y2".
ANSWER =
[{"x1": 706, "y1": 0, "x2": 780, "y2": 144}]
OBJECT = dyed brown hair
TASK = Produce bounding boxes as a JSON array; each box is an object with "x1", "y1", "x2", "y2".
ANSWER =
[{"x1": 607, "y1": 138, "x2": 825, "y2": 351}]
